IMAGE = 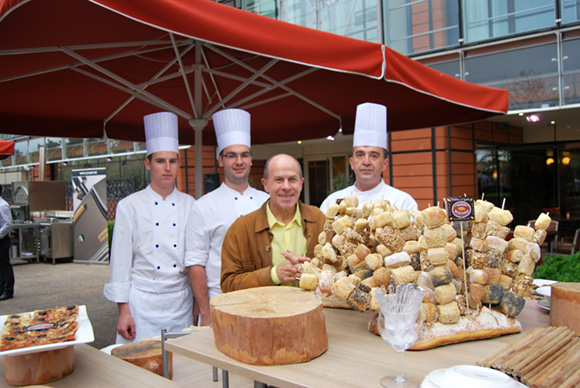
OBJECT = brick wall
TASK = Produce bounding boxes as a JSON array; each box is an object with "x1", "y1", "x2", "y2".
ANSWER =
[{"x1": 385, "y1": 122, "x2": 522, "y2": 209}]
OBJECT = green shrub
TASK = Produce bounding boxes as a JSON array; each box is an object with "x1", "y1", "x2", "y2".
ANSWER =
[
  {"x1": 108, "y1": 221, "x2": 115, "y2": 254},
  {"x1": 534, "y1": 252, "x2": 580, "y2": 282}
]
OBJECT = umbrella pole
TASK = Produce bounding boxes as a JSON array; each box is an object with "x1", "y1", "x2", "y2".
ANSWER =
[{"x1": 190, "y1": 119, "x2": 208, "y2": 199}]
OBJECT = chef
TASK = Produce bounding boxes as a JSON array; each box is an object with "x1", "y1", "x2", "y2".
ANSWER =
[
  {"x1": 320, "y1": 102, "x2": 418, "y2": 213},
  {"x1": 185, "y1": 108, "x2": 269, "y2": 326},
  {"x1": 103, "y1": 111, "x2": 195, "y2": 344}
]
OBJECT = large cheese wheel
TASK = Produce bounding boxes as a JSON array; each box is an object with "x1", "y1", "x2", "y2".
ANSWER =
[
  {"x1": 111, "y1": 340, "x2": 172, "y2": 379},
  {"x1": 210, "y1": 286, "x2": 328, "y2": 365},
  {"x1": 550, "y1": 283, "x2": 580, "y2": 335}
]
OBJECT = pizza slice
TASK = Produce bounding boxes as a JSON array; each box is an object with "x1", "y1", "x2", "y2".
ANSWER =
[{"x1": 0, "y1": 305, "x2": 80, "y2": 351}]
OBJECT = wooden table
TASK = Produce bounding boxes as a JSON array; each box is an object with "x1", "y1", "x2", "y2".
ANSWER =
[
  {"x1": 166, "y1": 301, "x2": 550, "y2": 388},
  {"x1": 0, "y1": 344, "x2": 183, "y2": 388},
  {"x1": 0, "y1": 302, "x2": 550, "y2": 388}
]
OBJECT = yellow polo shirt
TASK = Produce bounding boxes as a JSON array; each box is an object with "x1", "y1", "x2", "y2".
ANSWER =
[{"x1": 266, "y1": 202, "x2": 307, "y2": 285}]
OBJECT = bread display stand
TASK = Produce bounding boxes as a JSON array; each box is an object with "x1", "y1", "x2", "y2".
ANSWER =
[
  {"x1": 210, "y1": 286, "x2": 328, "y2": 365},
  {"x1": 4, "y1": 345, "x2": 75, "y2": 386}
]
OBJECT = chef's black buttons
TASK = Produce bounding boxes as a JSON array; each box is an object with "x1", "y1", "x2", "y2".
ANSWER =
[
  {"x1": 172, "y1": 203, "x2": 175, "y2": 206},
  {"x1": 157, "y1": 266, "x2": 160, "y2": 270},
  {"x1": 155, "y1": 202, "x2": 158, "y2": 205},
  {"x1": 173, "y1": 264, "x2": 177, "y2": 268},
  {"x1": 155, "y1": 244, "x2": 159, "y2": 248},
  {"x1": 250, "y1": 196, "x2": 253, "y2": 199},
  {"x1": 156, "y1": 222, "x2": 159, "y2": 226},
  {"x1": 235, "y1": 197, "x2": 238, "y2": 200},
  {"x1": 173, "y1": 244, "x2": 177, "y2": 247},
  {"x1": 173, "y1": 223, "x2": 176, "y2": 227}
]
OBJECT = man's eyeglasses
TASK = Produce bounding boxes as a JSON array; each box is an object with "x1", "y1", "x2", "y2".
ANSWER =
[{"x1": 221, "y1": 152, "x2": 252, "y2": 160}]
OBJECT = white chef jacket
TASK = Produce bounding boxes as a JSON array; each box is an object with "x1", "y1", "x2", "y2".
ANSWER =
[
  {"x1": 103, "y1": 185, "x2": 195, "y2": 343},
  {"x1": 185, "y1": 183, "x2": 269, "y2": 299},
  {"x1": 0, "y1": 198, "x2": 12, "y2": 239},
  {"x1": 320, "y1": 180, "x2": 418, "y2": 213}
]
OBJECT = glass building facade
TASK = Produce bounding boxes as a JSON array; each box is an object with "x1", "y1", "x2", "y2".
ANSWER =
[{"x1": 218, "y1": 0, "x2": 580, "y2": 224}]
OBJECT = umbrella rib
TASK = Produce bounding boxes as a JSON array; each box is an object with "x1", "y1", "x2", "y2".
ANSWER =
[
  {"x1": 0, "y1": 40, "x2": 184, "y2": 56},
  {"x1": 200, "y1": 46, "x2": 223, "y2": 111},
  {"x1": 206, "y1": 44, "x2": 341, "y2": 121},
  {"x1": 61, "y1": 47, "x2": 191, "y2": 119},
  {"x1": 0, "y1": 41, "x2": 187, "y2": 84},
  {"x1": 204, "y1": 58, "x2": 279, "y2": 118},
  {"x1": 170, "y1": 33, "x2": 197, "y2": 117},
  {"x1": 105, "y1": 41, "x2": 196, "y2": 127}
]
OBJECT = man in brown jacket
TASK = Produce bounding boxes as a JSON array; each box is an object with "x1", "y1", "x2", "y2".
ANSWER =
[{"x1": 221, "y1": 154, "x2": 326, "y2": 293}]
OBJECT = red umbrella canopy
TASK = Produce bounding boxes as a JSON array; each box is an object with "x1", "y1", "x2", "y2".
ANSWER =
[
  {"x1": 0, "y1": 139, "x2": 14, "y2": 160},
  {"x1": 0, "y1": 0, "x2": 508, "y2": 146}
]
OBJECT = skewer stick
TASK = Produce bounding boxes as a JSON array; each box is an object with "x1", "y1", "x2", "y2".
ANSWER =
[
  {"x1": 502, "y1": 198, "x2": 506, "y2": 210},
  {"x1": 460, "y1": 222, "x2": 469, "y2": 313}
]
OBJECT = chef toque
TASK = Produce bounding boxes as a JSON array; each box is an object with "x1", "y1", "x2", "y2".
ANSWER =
[
  {"x1": 144, "y1": 112, "x2": 179, "y2": 156},
  {"x1": 352, "y1": 102, "x2": 387, "y2": 149},
  {"x1": 212, "y1": 109, "x2": 251, "y2": 153}
]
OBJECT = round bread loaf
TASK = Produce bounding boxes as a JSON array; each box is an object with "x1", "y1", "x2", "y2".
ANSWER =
[
  {"x1": 210, "y1": 286, "x2": 328, "y2": 366},
  {"x1": 550, "y1": 283, "x2": 580, "y2": 335},
  {"x1": 111, "y1": 340, "x2": 172, "y2": 378}
]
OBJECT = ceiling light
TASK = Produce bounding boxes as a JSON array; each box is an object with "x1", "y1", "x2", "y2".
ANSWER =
[
  {"x1": 550, "y1": 120, "x2": 556, "y2": 125},
  {"x1": 526, "y1": 114, "x2": 540, "y2": 122},
  {"x1": 326, "y1": 136, "x2": 335, "y2": 141},
  {"x1": 562, "y1": 157, "x2": 571, "y2": 165},
  {"x1": 546, "y1": 157, "x2": 555, "y2": 165},
  {"x1": 297, "y1": 140, "x2": 302, "y2": 144}
]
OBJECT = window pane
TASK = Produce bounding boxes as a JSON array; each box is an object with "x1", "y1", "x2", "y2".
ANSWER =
[
  {"x1": 240, "y1": 0, "x2": 277, "y2": 18},
  {"x1": 278, "y1": 0, "x2": 378, "y2": 41},
  {"x1": 85, "y1": 138, "x2": 108, "y2": 157},
  {"x1": 278, "y1": 0, "x2": 317, "y2": 29},
  {"x1": 14, "y1": 140, "x2": 28, "y2": 165},
  {"x1": 323, "y1": 0, "x2": 378, "y2": 41},
  {"x1": 28, "y1": 137, "x2": 45, "y2": 164},
  {"x1": 561, "y1": 0, "x2": 580, "y2": 24},
  {"x1": 560, "y1": 143, "x2": 580, "y2": 228},
  {"x1": 384, "y1": 0, "x2": 459, "y2": 55},
  {"x1": 477, "y1": 145, "x2": 557, "y2": 226},
  {"x1": 463, "y1": 0, "x2": 555, "y2": 43},
  {"x1": 308, "y1": 160, "x2": 329, "y2": 207},
  {"x1": 562, "y1": 38, "x2": 580, "y2": 105},
  {"x1": 109, "y1": 139, "x2": 140, "y2": 155},
  {"x1": 464, "y1": 43, "x2": 559, "y2": 110},
  {"x1": 426, "y1": 58, "x2": 461, "y2": 78},
  {"x1": 45, "y1": 138, "x2": 63, "y2": 161},
  {"x1": 65, "y1": 138, "x2": 85, "y2": 159}
]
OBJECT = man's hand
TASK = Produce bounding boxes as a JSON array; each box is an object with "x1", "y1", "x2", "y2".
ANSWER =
[
  {"x1": 281, "y1": 250, "x2": 311, "y2": 265},
  {"x1": 277, "y1": 250, "x2": 311, "y2": 283},
  {"x1": 117, "y1": 303, "x2": 136, "y2": 340}
]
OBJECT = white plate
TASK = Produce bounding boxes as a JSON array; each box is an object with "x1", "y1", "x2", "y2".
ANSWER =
[
  {"x1": 537, "y1": 299, "x2": 551, "y2": 311},
  {"x1": 535, "y1": 286, "x2": 552, "y2": 297},
  {"x1": 533, "y1": 279, "x2": 558, "y2": 287},
  {"x1": 100, "y1": 343, "x2": 122, "y2": 355},
  {"x1": 0, "y1": 305, "x2": 94, "y2": 356},
  {"x1": 426, "y1": 365, "x2": 526, "y2": 388}
]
